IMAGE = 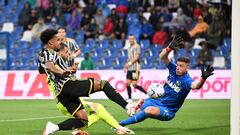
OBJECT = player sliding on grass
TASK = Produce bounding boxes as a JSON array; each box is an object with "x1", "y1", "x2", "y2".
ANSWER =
[
  {"x1": 119, "y1": 36, "x2": 214, "y2": 126},
  {"x1": 38, "y1": 29, "x2": 135, "y2": 135},
  {"x1": 44, "y1": 43, "x2": 134, "y2": 135}
]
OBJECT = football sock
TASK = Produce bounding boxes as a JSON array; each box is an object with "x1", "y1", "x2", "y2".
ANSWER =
[
  {"x1": 135, "y1": 85, "x2": 147, "y2": 94},
  {"x1": 58, "y1": 118, "x2": 88, "y2": 130},
  {"x1": 87, "y1": 113, "x2": 100, "y2": 127},
  {"x1": 127, "y1": 86, "x2": 132, "y2": 99},
  {"x1": 101, "y1": 81, "x2": 128, "y2": 109},
  {"x1": 97, "y1": 103, "x2": 121, "y2": 129},
  {"x1": 119, "y1": 111, "x2": 147, "y2": 126}
]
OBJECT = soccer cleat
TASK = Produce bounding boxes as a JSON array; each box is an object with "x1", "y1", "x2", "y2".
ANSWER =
[
  {"x1": 42, "y1": 122, "x2": 59, "y2": 135},
  {"x1": 135, "y1": 99, "x2": 145, "y2": 111},
  {"x1": 116, "y1": 126, "x2": 135, "y2": 134},
  {"x1": 126, "y1": 102, "x2": 136, "y2": 116},
  {"x1": 71, "y1": 129, "x2": 89, "y2": 135}
]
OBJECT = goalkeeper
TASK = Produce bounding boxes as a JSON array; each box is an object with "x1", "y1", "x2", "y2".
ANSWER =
[{"x1": 119, "y1": 36, "x2": 214, "y2": 126}]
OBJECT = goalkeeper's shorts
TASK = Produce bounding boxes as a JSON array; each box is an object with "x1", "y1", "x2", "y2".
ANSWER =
[{"x1": 140, "y1": 98, "x2": 175, "y2": 121}]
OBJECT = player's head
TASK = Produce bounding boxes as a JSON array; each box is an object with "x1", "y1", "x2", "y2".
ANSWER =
[
  {"x1": 128, "y1": 34, "x2": 136, "y2": 46},
  {"x1": 57, "y1": 43, "x2": 69, "y2": 60},
  {"x1": 176, "y1": 57, "x2": 190, "y2": 76},
  {"x1": 57, "y1": 27, "x2": 66, "y2": 40},
  {"x1": 40, "y1": 29, "x2": 60, "y2": 50}
]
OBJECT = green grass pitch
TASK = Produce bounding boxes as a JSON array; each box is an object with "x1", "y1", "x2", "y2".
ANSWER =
[{"x1": 0, "y1": 99, "x2": 229, "y2": 135}]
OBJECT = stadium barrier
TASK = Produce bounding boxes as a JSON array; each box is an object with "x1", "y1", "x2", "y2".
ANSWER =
[{"x1": 0, "y1": 70, "x2": 230, "y2": 99}]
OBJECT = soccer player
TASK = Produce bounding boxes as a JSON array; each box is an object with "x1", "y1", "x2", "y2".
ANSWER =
[
  {"x1": 38, "y1": 29, "x2": 135, "y2": 135},
  {"x1": 119, "y1": 36, "x2": 214, "y2": 126},
  {"x1": 53, "y1": 44, "x2": 134, "y2": 134},
  {"x1": 124, "y1": 34, "x2": 147, "y2": 102},
  {"x1": 57, "y1": 27, "x2": 80, "y2": 66}
]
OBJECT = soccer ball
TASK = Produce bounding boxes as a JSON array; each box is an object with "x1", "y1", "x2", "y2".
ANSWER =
[{"x1": 147, "y1": 83, "x2": 164, "y2": 99}]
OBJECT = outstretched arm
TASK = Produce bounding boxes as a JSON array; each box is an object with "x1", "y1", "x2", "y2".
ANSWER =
[
  {"x1": 191, "y1": 65, "x2": 214, "y2": 89},
  {"x1": 159, "y1": 36, "x2": 183, "y2": 65}
]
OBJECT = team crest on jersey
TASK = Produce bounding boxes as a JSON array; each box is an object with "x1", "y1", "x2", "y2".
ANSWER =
[{"x1": 176, "y1": 81, "x2": 181, "y2": 87}]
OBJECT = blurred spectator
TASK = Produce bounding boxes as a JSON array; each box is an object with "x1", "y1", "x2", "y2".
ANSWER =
[
  {"x1": 84, "y1": 18, "x2": 99, "y2": 39},
  {"x1": 47, "y1": 17, "x2": 59, "y2": 30},
  {"x1": 154, "y1": 0, "x2": 168, "y2": 7},
  {"x1": 175, "y1": 8, "x2": 188, "y2": 27},
  {"x1": 37, "y1": 0, "x2": 57, "y2": 23},
  {"x1": 194, "y1": 41, "x2": 213, "y2": 68},
  {"x1": 26, "y1": 0, "x2": 37, "y2": 9},
  {"x1": 168, "y1": 0, "x2": 180, "y2": 12},
  {"x1": 82, "y1": 0, "x2": 97, "y2": 18},
  {"x1": 193, "y1": 3, "x2": 203, "y2": 20},
  {"x1": 159, "y1": 7, "x2": 173, "y2": 22},
  {"x1": 55, "y1": 10, "x2": 67, "y2": 27},
  {"x1": 149, "y1": 8, "x2": 159, "y2": 30},
  {"x1": 206, "y1": 14, "x2": 225, "y2": 49},
  {"x1": 152, "y1": 26, "x2": 169, "y2": 45},
  {"x1": 181, "y1": 2, "x2": 194, "y2": 18},
  {"x1": 94, "y1": 8, "x2": 106, "y2": 32},
  {"x1": 27, "y1": 9, "x2": 39, "y2": 30},
  {"x1": 115, "y1": 17, "x2": 128, "y2": 41},
  {"x1": 103, "y1": 18, "x2": 115, "y2": 39},
  {"x1": 140, "y1": 17, "x2": 153, "y2": 40},
  {"x1": 188, "y1": 16, "x2": 208, "y2": 38},
  {"x1": 31, "y1": 18, "x2": 47, "y2": 40},
  {"x1": 59, "y1": 0, "x2": 77, "y2": 14},
  {"x1": 80, "y1": 13, "x2": 91, "y2": 29},
  {"x1": 80, "y1": 52, "x2": 94, "y2": 70},
  {"x1": 67, "y1": 9, "x2": 81, "y2": 30},
  {"x1": 108, "y1": 8, "x2": 120, "y2": 26},
  {"x1": 18, "y1": 2, "x2": 31, "y2": 30}
]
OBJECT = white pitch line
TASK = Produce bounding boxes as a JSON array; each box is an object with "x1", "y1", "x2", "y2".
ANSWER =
[{"x1": 0, "y1": 116, "x2": 67, "y2": 122}]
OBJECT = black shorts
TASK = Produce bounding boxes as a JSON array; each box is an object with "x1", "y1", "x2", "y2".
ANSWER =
[
  {"x1": 127, "y1": 71, "x2": 140, "y2": 80},
  {"x1": 57, "y1": 78, "x2": 94, "y2": 115}
]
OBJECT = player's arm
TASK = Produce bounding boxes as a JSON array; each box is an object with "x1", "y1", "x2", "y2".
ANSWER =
[
  {"x1": 159, "y1": 36, "x2": 183, "y2": 65},
  {"x1": 67, "y1": 62, "x2": 79, "y2": 73},
  {"x1": 72, "y1": 49, "x2": 80, "y2": 58},
  {"x1": 69, "y1": 38, "x2": 81, "y2": 58},
  {"x1": 191, "y1": 66, "x2": 214, "y2": 89},
  {"x1": 45, "y1": 61, "x2": 71, "y2": 77}
]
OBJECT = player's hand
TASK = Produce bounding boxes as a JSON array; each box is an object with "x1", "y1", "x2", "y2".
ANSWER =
[
  {"x1": 168, "y1": 35, "x2": 184, "y2": 50},
  {"x1": 62, "y1": 70, "x2": 72, "y2": 77},
  {"x1": 201, "y1": 65, "x2": 214, "y2": 80}
]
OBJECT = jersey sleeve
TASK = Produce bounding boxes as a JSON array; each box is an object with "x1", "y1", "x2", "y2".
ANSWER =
[
  {"x1": 71, "y1": 39, "x2": 79, "y2": 51},
  {"x1": 38, "y1": 49, "x2": 59, "y2": 69},
  {"x1": 166, "y1": 62, "x2": 177, "y2": 75},
  {"x1": 184, "y1": 78, "x2": 194, "y2": 91}
]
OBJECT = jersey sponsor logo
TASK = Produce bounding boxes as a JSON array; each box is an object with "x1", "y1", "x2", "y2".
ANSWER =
[{"x1": 166, "y1": 80, "x2": 181, "y2": 92}]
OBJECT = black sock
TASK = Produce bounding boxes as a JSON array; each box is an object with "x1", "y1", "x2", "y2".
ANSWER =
[
  {"x1": 58, "y1": 118, "x2": 88, "y2": 130},
  {"x1": 127, "y1": 85, "x2": 132, "y2": 99},
  {"x1": 136, "y1": 85, "x2": 147, "y2": 94},
  {"x1": 102, "y1": 81, "x2": 128, "y2": 109}
]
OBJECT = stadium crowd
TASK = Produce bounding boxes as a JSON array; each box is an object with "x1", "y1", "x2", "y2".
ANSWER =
[{"x1": 0, "y1": 0, "x2": 232, "y2": 70}]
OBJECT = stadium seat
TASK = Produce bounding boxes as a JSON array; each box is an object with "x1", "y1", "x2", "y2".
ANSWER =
[
  {"x1": 112, "y1": 39, "x2": 123, "y2": 49},
  {"x1": 212, "y1": 56, "x2": 225, "y2": 69},
  {"x1": 85, "y1": 38, "x2": 96, "y2": 49},
  {"x1": 1, "y1": 22, "x2": 14, "y2": 33},
  {"x1": 20, "y1": 30, "x2": 32, "y2": 42},
  {"x1": 140, "y1": 39, "x2": 150, "y2": 50},
  {"x1": 99, "y1": 39, "x2": 109, "y2": 49}
]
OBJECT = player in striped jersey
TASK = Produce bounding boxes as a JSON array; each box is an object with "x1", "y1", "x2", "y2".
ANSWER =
[
  {"x1": 38, "y1": 29, "x2": 135, "y2": 135},
  {"x1": 57, "y1": 27, "x2": 80, "y2": 66},
  {"x1": 48, "y1": 43, "x2": 134, "y2": 134},
  {"x1": 124, "y1": 34, "x2": 147, "y2": 102}
]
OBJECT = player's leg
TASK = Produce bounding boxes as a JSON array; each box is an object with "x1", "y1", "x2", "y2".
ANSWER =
[
  {"x1": 91, "y1": 79, "x2": 135, "y2": 114},
  {"x1": 132, "y1": 71, "x2": 147, "y2": 94},
  {"x1": 126, "y1": 71, "x2": 132, "y2": 100}
]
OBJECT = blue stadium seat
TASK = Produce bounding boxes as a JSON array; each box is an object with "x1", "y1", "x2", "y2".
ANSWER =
[
  {"x1": 140, "y1": 39, "x2": 150, "y2": 50},
  {"x1": 85, "y1": 38, "x2": 96, "y2": 49},
  {"x1": 141, "y1": 58, "x2": 153, "y2": 69},
  {"x1": 99, "y1": 39, "x2": 109, "y2": 49},
  {"x1": 112, "y1": 39, "x2": 123, "y2": 49}
]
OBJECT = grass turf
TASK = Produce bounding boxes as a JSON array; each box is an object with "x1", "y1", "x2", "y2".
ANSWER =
[{"x1": 0, "y1": 99, "x2": 229, "y2": 135}]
